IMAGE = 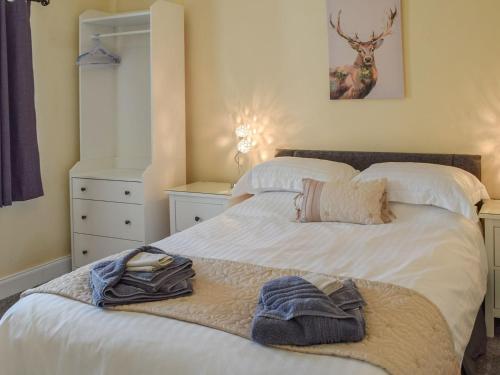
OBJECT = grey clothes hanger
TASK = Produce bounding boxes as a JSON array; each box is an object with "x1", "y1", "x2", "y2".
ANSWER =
[{"x1": 76, "y1": 35, "x2": 121, "y2": 66}]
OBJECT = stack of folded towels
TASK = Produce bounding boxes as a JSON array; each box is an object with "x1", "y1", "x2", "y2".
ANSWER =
[
  {"x1": 251, "y1": 274, "x2": 366, "y2": 346},
  {"x1": 90, "y1": 246, "x2": 195, "y2": 307}
]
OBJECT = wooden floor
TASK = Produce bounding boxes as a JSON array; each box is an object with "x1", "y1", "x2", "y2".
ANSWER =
[{"x1": 0, "y1": 294, "x2": 499, "y2": 374}]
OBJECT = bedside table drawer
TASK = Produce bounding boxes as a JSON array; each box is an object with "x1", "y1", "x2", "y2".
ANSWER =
[
  {"x1": 72, "y1": 178, "x2": 144, "y2": 204},
  {"x1": 494, "y1": 228, "x2": 500, "y2": 266},
  {"x1": 73, "y1": 199, "x2": 145, "y2": 241},
  {"x1": 496, "y1": 270, "x2": 500, "y2": 309},
  {"x1": 174, "y1": 199, "x2": 225, "y2": 232},
  {"x1": 73, "y1": 233, "x2": 142, "y2": 268}
]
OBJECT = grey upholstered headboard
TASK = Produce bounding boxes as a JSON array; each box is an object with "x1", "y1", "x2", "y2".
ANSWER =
[{"x1": 275, "y1": 149, "x2": 482, "y2": 180}]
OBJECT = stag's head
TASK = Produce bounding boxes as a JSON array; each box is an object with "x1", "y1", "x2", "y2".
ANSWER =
[{"x1": 331, "y1": 8, "x2": 397, "y2": 67}]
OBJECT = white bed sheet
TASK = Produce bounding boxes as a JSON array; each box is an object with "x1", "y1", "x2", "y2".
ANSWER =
[{"x1": 0, "y1": 192, "x2": 488, "y2": 375}]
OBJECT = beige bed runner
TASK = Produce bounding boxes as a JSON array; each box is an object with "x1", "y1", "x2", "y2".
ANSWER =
[{"x1": 23, "y1": 256, "x2": 460, "y2": 375}]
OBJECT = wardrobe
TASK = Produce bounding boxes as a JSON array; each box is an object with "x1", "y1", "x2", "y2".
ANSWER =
[{"x1": 70, "y1": 1, "x2": 185, "y2": 269}]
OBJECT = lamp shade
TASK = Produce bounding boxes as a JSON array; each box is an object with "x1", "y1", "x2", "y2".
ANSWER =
[
  {"x1": 237, "y1": 138, "x2": 253, "y2": 154},
  {"x1": 235, "y1": 124, "x2": 251, "y2": 139}
]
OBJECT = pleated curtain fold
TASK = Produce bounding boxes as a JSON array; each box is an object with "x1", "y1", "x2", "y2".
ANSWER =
[{"x1": 0, "y1": 0, "x2": 43, "y2": 207}]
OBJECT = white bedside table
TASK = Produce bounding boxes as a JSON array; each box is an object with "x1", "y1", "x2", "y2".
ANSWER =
[
  {"x1": 479, "y1": 199, "x2": 500, "y2": 337},
  {"x1": 166, "y1": 182, "x2": 232, "y2": 234}
]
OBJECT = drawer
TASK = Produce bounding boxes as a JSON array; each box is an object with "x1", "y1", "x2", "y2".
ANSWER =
[
  {"x1": 73, "y1": 199, "x2": 145, "y2": 241},
  {"x1": 73, "y1": 233, "x2": 142, "y2": 268},
  {"x1": 496, "y1": 270, "x2": 500, "y2": 309},
  {"x1": 495, "y1": 228, "x2": 500, "y2": 267},
  {"x1": 72, "y1": 178, "x2": 144, "y2": 204},
  {"x1": 174, "y1": 199, "x2": 225, "y2": 232}
]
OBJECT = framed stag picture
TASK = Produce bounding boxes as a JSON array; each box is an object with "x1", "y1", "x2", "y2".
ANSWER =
[{"x1": 326, "y1": 0, "x2": 404, "y2": 100}]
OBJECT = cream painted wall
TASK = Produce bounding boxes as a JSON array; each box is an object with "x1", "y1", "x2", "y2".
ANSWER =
[
  {"x1": 111, "y1": 0, "x2": 500, "y2": 197},
  {"x1": 0, "y1": 0, "x2": 110, "y2": 279},
  {"x1": 3, "y1": 0, "x2": 500, "y2": 279},
  {"x1": 181, "y1": 0, "x2": 500, "y2": 197},
  {"x1": 111, "y1": 0, "x2": 184, "y2": 12}
]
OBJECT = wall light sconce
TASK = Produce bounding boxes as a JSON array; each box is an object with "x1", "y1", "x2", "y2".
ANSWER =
[{"x1": 234, "y1": 124, "x2": 254, "y2": 183}]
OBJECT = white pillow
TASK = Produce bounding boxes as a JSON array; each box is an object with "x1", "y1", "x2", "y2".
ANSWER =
[
  {"x1": 354, "y1": 162, "x2": 489, "y2": 221},
  {"x1": 232, "y1": 157, "x2": 359, "y2": 196}
]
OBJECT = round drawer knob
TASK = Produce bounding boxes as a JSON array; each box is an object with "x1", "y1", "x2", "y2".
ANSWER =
[
  {"x1": 81, "y1": 187, "x2": 87, "y2": 192},
  {"x1": 82, "y1": 250, "x2": 88, "y2": 255},
  {"x1": 125, "y1": 220, "x2": 132, "y2": 225},
  {"x1": 124, "y1": 190, "x2": 131, "y2": 196},
  {"x1": 194, "y1": 216, "x2": 201, "y2": 222},
  {"x1": 81, "y1": 215, "x2": 87, "y2": 220}
]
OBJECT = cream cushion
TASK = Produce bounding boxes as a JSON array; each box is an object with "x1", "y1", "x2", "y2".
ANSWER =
[{"x1": 297, "y1": 178, "x2": 392, "y2": 225}]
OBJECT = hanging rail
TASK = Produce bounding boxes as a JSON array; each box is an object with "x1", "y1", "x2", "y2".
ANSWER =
[{"x1": 92, "y1": 30, "x2": 151, "y2": 39}]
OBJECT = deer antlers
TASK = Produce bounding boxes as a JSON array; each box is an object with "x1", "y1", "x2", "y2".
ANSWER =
[
  {"x1": 369, "y1": 8, "x2": 398, "y2": 44},
  {"x1": 331, "y1": 7, "x2": 398, "y2": 45},
  {"x1": 331, "y1": 10, "x2": 360, "y2": 45}
]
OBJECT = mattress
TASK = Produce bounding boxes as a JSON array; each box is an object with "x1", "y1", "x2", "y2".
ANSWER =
[{"x1": 0, "y1": 192, "x2": 488, "y2": 375}]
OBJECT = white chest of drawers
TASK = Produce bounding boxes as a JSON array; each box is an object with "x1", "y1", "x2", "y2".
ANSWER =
[
  {"x1": 167, "y1": 182, "x2": 232, "y2": 234},
  {"x1": 70, "y1": 177, "x2": 146, "y2": 269}
]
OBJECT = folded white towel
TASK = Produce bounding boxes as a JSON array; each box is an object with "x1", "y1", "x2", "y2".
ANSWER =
[
  {"x1": 126, "y1": 252, "x2": 173, "y2": 272},
  {"x1": 303, "y1": 274, "x2": 343, "y2": 296}
]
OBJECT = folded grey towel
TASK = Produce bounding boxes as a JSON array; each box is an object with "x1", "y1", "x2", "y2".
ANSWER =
[
  {"x1": 251, "y1": 276, "x2": 365, "y2": 346},
  {"x1": 90, "y1": 246, "x2": 194, "y2": 307},
  {"x1": 120, "y1": 257, "x2": 194, "y2": 293},
  {"x1": 121, "y1": 267, "x2": 196, "y2": 294},
  {"x1": 102, "y1": 279, "x2": 193, "y2": 306}
]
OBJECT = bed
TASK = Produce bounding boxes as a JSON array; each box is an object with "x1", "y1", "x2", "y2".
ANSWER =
[{"x1": 0, "y1": 150, "x2": 488, "y2": 375}]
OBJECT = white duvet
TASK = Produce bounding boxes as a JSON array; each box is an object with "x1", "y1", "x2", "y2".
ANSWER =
[{"x1": 0, "y1": 192, "x2": 488, "y2": 375}]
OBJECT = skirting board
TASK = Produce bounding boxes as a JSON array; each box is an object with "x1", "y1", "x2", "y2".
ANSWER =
[{"x1": 0, "y1": 256, "x2": 71, "y2": 300}]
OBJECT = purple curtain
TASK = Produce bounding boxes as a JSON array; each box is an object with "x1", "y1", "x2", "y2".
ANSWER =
[{"x1": 0, "y1": 0, "x2": 43, "y2": 207}]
